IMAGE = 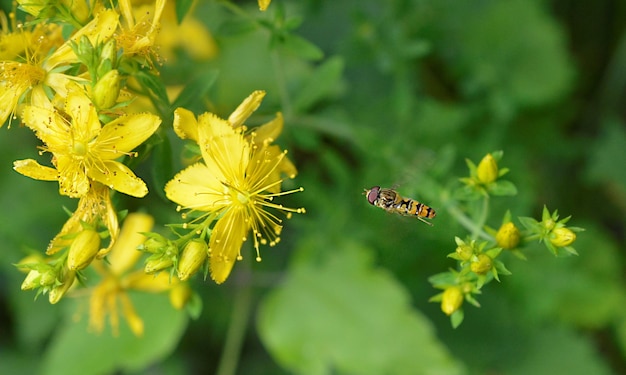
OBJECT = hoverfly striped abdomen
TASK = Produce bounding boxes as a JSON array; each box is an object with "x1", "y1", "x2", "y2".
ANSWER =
[{"x1": 365, "y1": 186, "x2": 436, "y2": 226}]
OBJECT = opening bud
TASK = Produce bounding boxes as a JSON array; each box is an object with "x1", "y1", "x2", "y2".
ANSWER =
[
  {"x1": 550, "y1": 227, "x2": 576, "y2": 247},
  {"x1": 177, "y1": 240, "x2": 208, "y2": 281},
  {"x1": 470, "y1": 254, "x2": 493, "y2": 275},
  {"x1": 441, "y1": 286, "x2": 464, "y2": 316},
  {"x1": 93, "y1": 69, "x2": 121, "y2": 109},
  {"x1": 495, "y1": 222, "x2": 521, "y2": 249},
  {"x1": 477, "y1": 153, "x2": 498, "y2": 184},
  {"x1": 67, "y1": 229, "x2": 101, "y2": 270}
]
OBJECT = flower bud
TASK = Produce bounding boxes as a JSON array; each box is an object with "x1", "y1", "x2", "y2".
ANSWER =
[
  {"x1": 67, "y1": 229, "x2": 101, "y2": 270},
  {"x1": 139, "y1": 234, "x2": 171, "y2": 254},
  {"x1": 550, "y1": 227, "x2": 576, "y2": 247},
  {"x1": 441, "y1": 286, "x2": 464, "y2": 316},
  {"x1": 100, "y1": 39, "x2": 118, "y2": 69},
  {"x1": 470, "y1": 254, "x2": 493, "y2": 275},
  {"x1": 92, "y1": 69, "x2": 121, "y2": 109},
  {"x1": 39, "y1": 269, "x2": 57, "y2": 287},
  {"x1": 477, "y1": 153, "x2": 498, "y2": 184},
  {"x1": 170, "y1": 282, "x2": 192, "y2": 310},
  {"x1": 495, "y1": 222, "x2": 521, "y2": 249},
  {"x1": 455, "y1": 243, "x2": 474, "y2": 261},
  {"x1": 145, "y1": 256, "x2": 174, "y2": 274},
  {"x1": 49, "y1": 270, "x2": 76, "y2": 304},
  {"x1": 177, "y1": 240, "x2": 208, "y2": 281},
  {"x1": 61, "y1": 0, "x2": 89, "y2": 24},
  {"x1": 21, "y1": 269, "x2": 42, "y2": 290}
]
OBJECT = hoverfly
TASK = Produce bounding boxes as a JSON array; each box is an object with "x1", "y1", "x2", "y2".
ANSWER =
[{"x1": 365, "y1": 186, "x2": 436, "y2": 226}]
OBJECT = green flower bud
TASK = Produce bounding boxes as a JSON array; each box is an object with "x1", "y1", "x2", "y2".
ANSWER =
[
  {"x1": 477, "y1": 153, "x2": 498, "y2": 184},
  {"x1": 455, "y1": 243, "x2": 474, "y2": 261},
  {"x1": 495, "y1": 222, "x2": 521, "y2": 249},
  {"x1": 145, "y1": 256, "x2": 174, "y2": 274},
  {"x1": 100, "y1": 39, "x2": 118, "y2": 69},
  {"x1": 177, "y1": 240, "x2": 208, "y2": 281},
  {"x1": 140, "y1": 234, "x2": 171, "y2": 254},
  {"x1": 470, "y1": 254, "x2": 493, "y2": 275},
  {"x1": 21, "y1": 269, "x2": 42, "y2": 290},
  {"x1": 39, "y1": 269, "x2": 57, "y2": 287},
  {"x1": 93, "y1": 69, "x2": 121, "y2": 109},
  {"x1": 49, "y1": 270, "x2": 76, "y2": 304},
  {"x1": 67, "y1": 229, "x2": 101, "y2": 271},
  {"x1": 550, "y1": 227, "x2": 576, "y2": 247},
  {"x1": 441, "y1": 286, "x2": 463, "y2": 316}
]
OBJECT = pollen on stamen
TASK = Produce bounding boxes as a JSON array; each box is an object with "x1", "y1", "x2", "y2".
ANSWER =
[
  {"x1": 176, "y1": 205, "x2": 182, "y2": 212},
  {"x1": 236, "y1": 255, "x2": 243, "y2": 261},
  {"x1": 256, "y1": 256, "x2": 262, "y2": 262},
  {"x1": 182, "y1": 222, "x2": 188, "y2": 229}
]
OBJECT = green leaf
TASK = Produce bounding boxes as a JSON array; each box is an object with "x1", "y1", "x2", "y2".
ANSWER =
[
  {"x1": 170, "y1": 69, "x2": 219, "y2": 111},
  {"x1": 151, "y1": 133, "x2": 173, "y2": 201},
  {"x1": 450, "y1": 309, "x2": 464, "y2": 329},
  {"x1": 292, "y1": 56, "x2": 345, "y2": 113},
  {"x1": 257, "y1": 241, "x2": 463, "y2": 375},
  {"x1": 487, "y1": 180, "x2": 517, "y2": 196},
  {"x1": 507, "y1": 327, "x2": 613, "y2": 375},
  {"x1": 175, "y1": 0, "x2": 194, "y2": 24},
  {"x1": 41, "y1": 293, "x2": 187, "y2": 375},
  {"x1": 279, "y1": 34, "x2": 324, "y2": 61}
]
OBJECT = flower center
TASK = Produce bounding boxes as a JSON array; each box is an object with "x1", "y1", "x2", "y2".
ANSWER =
[
  {"x1": 72, "y1": 140, "x2": 88, "y2": 156},
  {"x1": 236, "y1": 191, "x2": 249, "y2": 205}
]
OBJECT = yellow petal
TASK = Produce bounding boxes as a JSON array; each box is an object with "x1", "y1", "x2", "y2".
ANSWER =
[
  {"x1": 88, "y1": 160, "x2": 148, "y2": 197},
  {"x1": 173, "y1": 107, "x2": 199, "y2": 141},
  {"x1": 252, "y1": 112, "x2": 283, "y2": 144},
  {"x1": 120, "y1": 293, "x2": 144, "y2": 337},
  {"x1": 21, "y1": 105, "x2": 69, "y2": 148},
  {"x1": 258, "y1": 0, "x2": 271, "y2": 11},
  {"x1": 95, "y1": 113, "x2": 161, "y2": 159},
  {"x1": 228, "y1": 90, "x2": 265, "y2": 128},
  {"x1": 198, "y1": 114, "x2": 249, "y2": 183},
  {"x1": 209, "y1": 208, "x2": 249, "y2": 284},
  {"x1": 165, "y1": 163, "x2": 224, "y2": 211},
  {"x1": 124, "y1": 270, "x2": 174, "y2": 292},
  {"x1": 56, "y1": 155, "x2": 90, "y2": 197},
  {"x1": 66, "y1": 85, "x2": 101, "y2": 141},
  {"x1": 13, "y1": 159, "x2": 58, "y2": 181},
  {"x1": 44, "y1": 9, "x2": 119, "y2": 69},
  {"x1": 108, "y1": 212, "x2": 154, "y2": 274}
]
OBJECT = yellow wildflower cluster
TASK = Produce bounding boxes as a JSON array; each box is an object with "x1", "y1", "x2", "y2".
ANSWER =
[{"x1": 9, "y1": 0, "x2": 300, "y2": 337}]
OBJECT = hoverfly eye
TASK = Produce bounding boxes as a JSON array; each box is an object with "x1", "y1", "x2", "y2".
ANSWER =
[{"x1": 367, "y1": 186, "x2": 380, "y2": 205}]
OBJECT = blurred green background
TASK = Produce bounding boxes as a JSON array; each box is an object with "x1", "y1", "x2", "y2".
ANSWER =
[{"x1": 1, "y1": 0, "x2": 626, "y2": 374}]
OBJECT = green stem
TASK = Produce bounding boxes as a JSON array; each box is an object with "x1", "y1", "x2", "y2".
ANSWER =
[
  {"x1": 271, "y1": 50, "x2": 293, "y2": 118},
  {"x1": 473, "y1": 195, "x2": 490, "y2": 240},
  {"x1": 215, "y1": 269, "x2": 253, "y2": 375},
  {"x1": 446, "y1": 202, "x2": 491, "y2": 241}
]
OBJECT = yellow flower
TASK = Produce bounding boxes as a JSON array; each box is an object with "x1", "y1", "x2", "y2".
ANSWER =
[
  {"x1": 14, "y1": 84, "x2": 161, "y2": 198},
  {"x1": 88, "y1": 212, "x2": 175, "y2": 336},
  {"x1": 165, "y1": 93, "x2": 304, "y2": 284},
  {"x1": 258, "y1": 0, "x2": 271, "y2": 11},
  {"x1": 156, "y1": 1, "x2": 217, "y2": 62},
  {"x1": 44, "y1": 182, "x2": 119, "y2": 257},
  {"x1": 116, "y1": 0, "x2": 165, "y2": 62},
  {"x1": 0, "y1": 9, "x2": 119, "y2": 126}
]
